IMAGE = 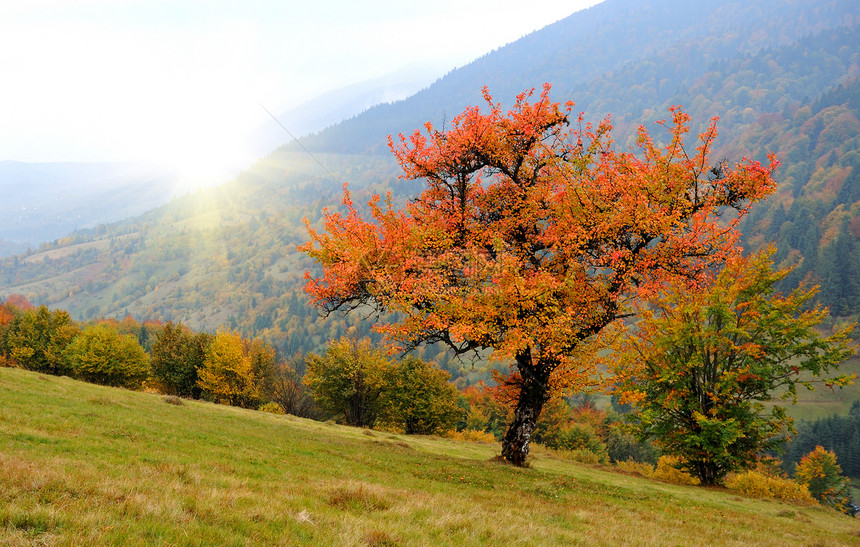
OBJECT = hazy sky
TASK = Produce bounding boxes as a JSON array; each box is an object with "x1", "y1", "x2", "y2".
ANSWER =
[{"x1": 0, "y1": 0, "x2": 602, "y2": 180}]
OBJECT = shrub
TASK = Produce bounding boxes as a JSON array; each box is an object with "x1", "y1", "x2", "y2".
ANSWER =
[
  {"x1": 651, "y1": 456, "x2": 700, "y2": 485},
  {"x1": 615, "y1": 459, "x2": 656, "y2": 478},
  {"x1": 259, "y1": 402, "x2": 286, "y2": 414},
  {"x1": 64, "y1": 324, "x2": 149, "y2": 388},
  {"x1": 197, "y1": 330, "x2": 276, "y2": 409},
  {"x1": 150, "y1": 322, "x2": 211, "y2": 398},
  {"x1": 447, "y1": 429, "x2": 497, "y2": 443},
  {"x1": 304, "y1": 337, "x2": 390, "y2": 427},
  {"x1": 542, "y1": 423, "x2": 607, "y2": 455},
  {"x1": 1, "y1": 305, "x2": 79, "y2": 375},
  {"x1": 269, "y1": 356, "x2": 320, "y2": 419},
  {"x1": 605, "y1": 424, "x2": 658, "y2": 465},
  {"x1": 461, "y1": 386, "x2": 508, "y2": 440},
  {"x1": 562, "y1": 447, "x2": 607, "y2": 465},
  {"x1": 725, "y1": 471, "x2": 816, "y2": 504}
]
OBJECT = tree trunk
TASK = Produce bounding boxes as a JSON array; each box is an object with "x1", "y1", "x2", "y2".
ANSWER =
[
  {"x1": 500, "y1": 352, "x2": 551, "y2": 466},
  {"x1": 693, "y1": 461, "x2": 721, "y2": 486}
]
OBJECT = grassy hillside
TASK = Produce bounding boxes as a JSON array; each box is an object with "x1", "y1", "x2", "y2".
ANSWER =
[{"x1": 1, "y1": 367, "x2": 856, "y2": 546}]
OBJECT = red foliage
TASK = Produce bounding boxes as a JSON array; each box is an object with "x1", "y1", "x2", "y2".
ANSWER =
[{"x1": 4, "y1": 294, "x2": 33, "y2": 312}]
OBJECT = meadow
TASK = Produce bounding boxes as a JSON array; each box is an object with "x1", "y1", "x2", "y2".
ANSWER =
[{"x1": 1, "y1": 366, "x2": 857, "y2": 546}]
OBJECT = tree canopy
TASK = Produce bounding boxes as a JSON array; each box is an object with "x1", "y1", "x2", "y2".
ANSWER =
[
  {"x1": 303, "y1": 85, "x2": 778, "y2": 465},
  {"x1": 613, "y1": 249, "x2": 855, "y2": 485},
  {"x1": 303, "y1": 336, "x2": 390, "y2": 427},
  {"x1": 64, "y1": 324, "x2": 150, "y2": 389},
  {"x1": 196, "y1": 329, "x2": 276, "y2": 409}
]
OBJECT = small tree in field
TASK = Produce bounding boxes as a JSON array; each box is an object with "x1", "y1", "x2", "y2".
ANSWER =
[
  {"x1": 613, "y1": 250, "x2": 855, "y2": 485},
  {"x1": 64, "y1": 324, "x2": 150, "y2": 388},
  {"x1": 197, "y1": 330, "x2": 276, "y2": 409},
  {"x1": 150, "y1": 322, "x2": 211, "y2": 398},
  {"x1": 377, "y1": 356, "x2": 462, "y2": 435},
  {"x1": 1, "y1": 305, "x2": 79, "y2": 375},
  {"x1": 304, "y1": 336, "x2": 390, "y2": 427},
  {"x1": 302, "y1": 85, "x2": 777, "y2": 465},
  {"x1": 269, "y1": 355, "x2": 320, "y2": 419},
  {"x1": 795, "y1": 446, "x2": 853, "y2": 514}
]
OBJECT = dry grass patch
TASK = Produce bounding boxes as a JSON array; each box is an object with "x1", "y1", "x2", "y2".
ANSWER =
[{"x1": 326, "y1": 483, "x2": 392, "y2": 513}]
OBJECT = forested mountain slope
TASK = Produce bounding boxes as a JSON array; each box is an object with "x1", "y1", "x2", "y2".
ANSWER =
[
  {"x1": 1, "y1": 0, "x2": 858, "y2": 384},
  {"x1": 0, "y1": 161, "x2": 185, "y2": 254}
]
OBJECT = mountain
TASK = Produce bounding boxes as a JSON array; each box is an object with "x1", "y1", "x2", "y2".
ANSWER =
[
  {"x1": 299, "y1": 0, "x2": 858, "y2": 155},
  {"x1": 1, "y1": 0, "x2": 859, "y2": 384},
  {"x1": 0, "y1": 161, "x2": 183, "y2": 255},
  {"x1": 247, "y1": 62, "x2": 449, "y2": 155}
]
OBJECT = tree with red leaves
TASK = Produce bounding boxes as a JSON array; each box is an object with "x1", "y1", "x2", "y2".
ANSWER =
[{"x1": 302, "y1": 84, "x2": 777, "y2": 465}]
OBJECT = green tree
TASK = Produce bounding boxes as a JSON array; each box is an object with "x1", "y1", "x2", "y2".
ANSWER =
[
  {"x1": 533, "y1": 398, "x2": 608, "y2": 459},
  {"x1": 614, "y1": 249, "x2": 855, "y2": 485},
  {"x1": 64, "y1": 324, "x2": 150, "y2": 388},
  {"x1": 1, "y1": 305, "x2": 79, "y2": 375},
  {"x1": 794, "y1": 446, "x2": 854, "y2": 514},
  {"x1": 150, "y1": 322, "x2": 211, "y2": 398},
  {"x1": 304, "y1": 336, "x2": 390, "y2": 427},
  {"x1": 377, "y1": 356, "x2": 462, "y2": 435}
]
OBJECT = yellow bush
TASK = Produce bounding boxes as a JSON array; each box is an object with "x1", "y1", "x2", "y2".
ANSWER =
[
  {"x1": 725, "y1": 471, "x2": 816, "y2": 505},
  {"x1": 563, "y1": 448, "x2": 606, "y2": 465},
  {"x1": 259, "y1": 402, "x2": 286, "y2": 415},
  {"x1": 651, "y1": 456, "x2": 699, "y2": 485},
  {"x1": 447, "y1": 429, "x2": 497, "y2": 443},
  {"x1": 615, "y1": 459, "x2": 655, "y2": 478}
]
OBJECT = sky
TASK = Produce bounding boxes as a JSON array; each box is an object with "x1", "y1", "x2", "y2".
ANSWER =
[{"x1": 0, "y1": 0, "x2": 602, "y2": 186}]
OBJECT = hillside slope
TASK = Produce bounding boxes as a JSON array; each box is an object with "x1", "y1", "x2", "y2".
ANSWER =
[{"x1": 1, "y1": 367, "x2": 856, "y2": 545}]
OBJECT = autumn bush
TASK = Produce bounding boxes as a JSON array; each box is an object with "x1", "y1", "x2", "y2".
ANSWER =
[
  {"x1": 544, "y1": 423, "x2": 607, "y2": 455},
  {"x1": 268, "y1": 356, "x2": 319, "y2": 419},
  {"x1": 461, "y1": 386, "x2": 509, "y2": 440},
  {"x1": 650, "y1": 456, "x2": 700, "y2": 486},
  {"x1": 725, "y1": 471, "x2": 816, "y2": 504},
  {"x1": 614, "y1": 459, "x2": 656, "y2": 478},
  {"x1": 1, "y1": 305, "x2": 79, "y2": 375},
  {"x1": 605, "y1": 424, "x2": 658, "y2": 465},
  {"x1": 306, "y1": 338, "x2": 462, "y2": 433},
  {"x1": 197, "y1": 330, "x2": 276, "y2": 409},
  {"x1": 447, "y1": 429, "x2": 497, "y2": 443},
  {"x1": 258, "y1": 402, "x2": 286, "y2": 415},
  {"x1": 304, "y1": 337, "x2": 390, "y2": 427},
  {"x1": 150, "y1": 322, "x2": 211, "y2": 398},
  {"x1": 553, "y1": 447, "x2": 607, "y2": 465},
  {"x1": 614, "y1": 250, "x2": 855, "y2": 486},
  {"x1": 63, "y1": 324, "x2": 150, "y2": 388}
]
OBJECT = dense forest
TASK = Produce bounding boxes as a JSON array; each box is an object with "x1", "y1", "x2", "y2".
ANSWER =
[{"x1": 0, "y1": 0, "x2": 858, "y2": 387}]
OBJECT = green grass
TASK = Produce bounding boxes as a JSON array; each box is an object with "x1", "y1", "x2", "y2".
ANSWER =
[
  {"x1": 1, "y1": 367, "x2": 857, "y2": 546},
  {"x1": 782, "y1": 354, "x2": 860, "y2": 421}
]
